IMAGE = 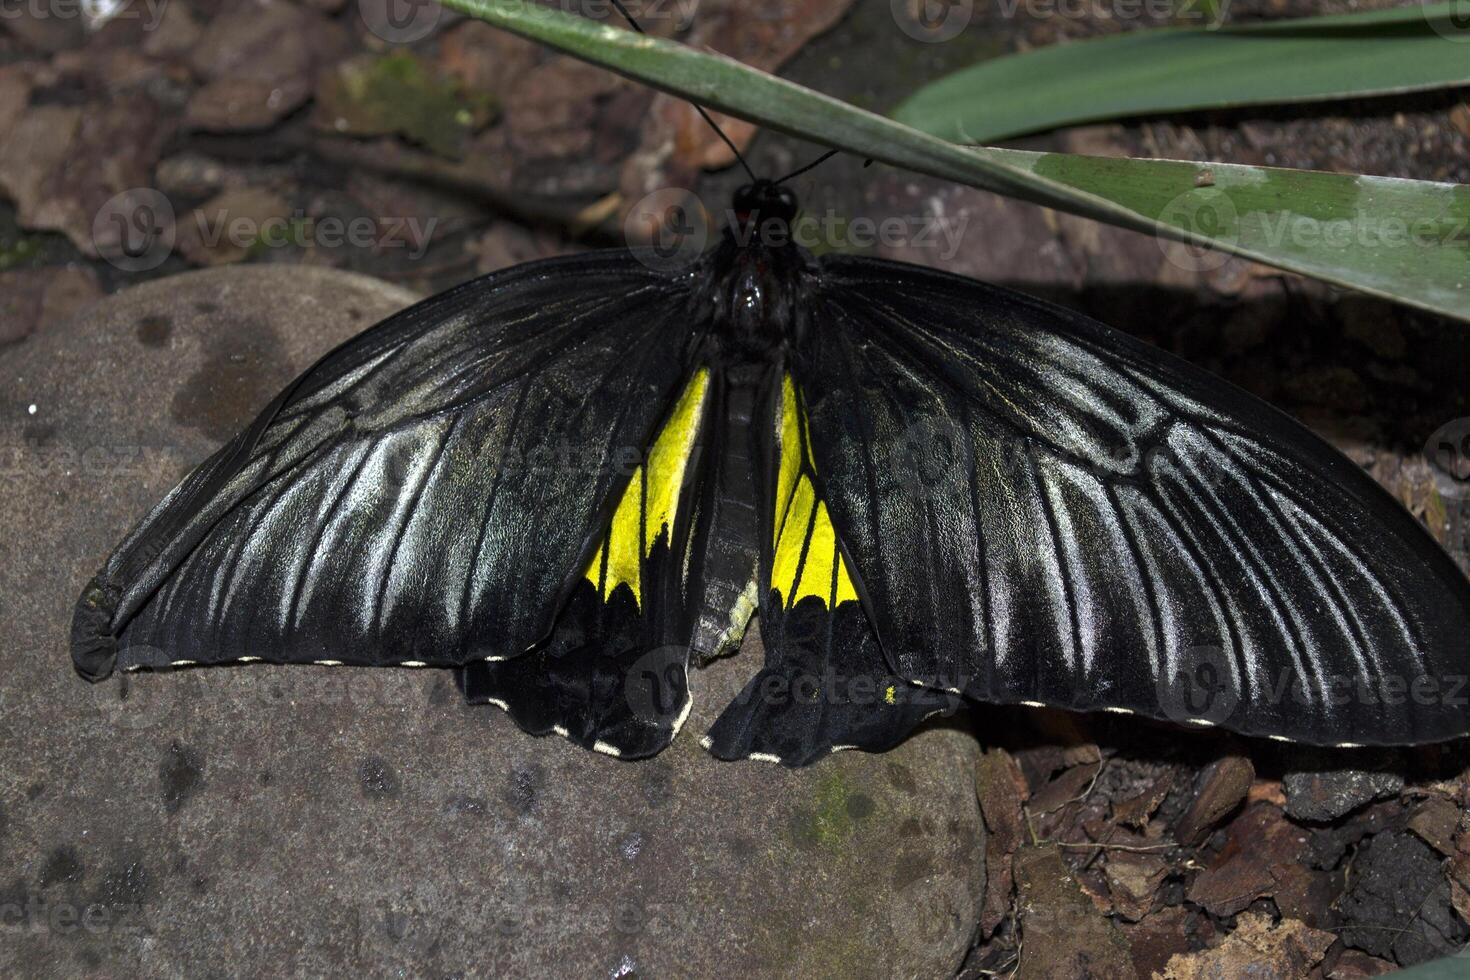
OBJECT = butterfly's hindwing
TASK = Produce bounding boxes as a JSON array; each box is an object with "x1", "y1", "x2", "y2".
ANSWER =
[
  {"x1": 705, "y1": 373, "x2": 957, "y2": 766},
  {"x1": 798, "y1": 255, "x2": 1470, "y2": 746},
  {"x1": 459, "y1": 370, "x2": 713, "y2": 758}
]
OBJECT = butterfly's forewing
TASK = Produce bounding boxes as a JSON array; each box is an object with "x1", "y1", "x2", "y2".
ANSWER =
[
  {"x1": 704, "y1": 371, "x2": 956, "y2": 766},
  {"x1": 796, "y1": 255, "x2": 1470, "y2": 746},
  {"x1": 72, "y1": 253, "x2": 707, "y2": 680}
]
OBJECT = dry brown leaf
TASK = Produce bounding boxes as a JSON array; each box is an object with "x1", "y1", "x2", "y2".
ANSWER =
[
  {"x1": 1408, "y1": 797, "x2": 1462, "y2": 857},
  {"x1": 1013, "y1": 844, "x2": 1137, "y2": 979},
  {"x1": 186, "y1": 1, "x2": 349, "y2": 131},
  {"x1": 1158, "y1": 913, "x2": 1333, "y2": 980},
  {"x1": 1326, "y1": 948, "x2": 1400, "y2": 978},
  {"x1": 1270, "y1": 862, "x2": 1340, "y2": 930},
  {"x1": 1186, "y1": 857, "x2": 1274, "y2": 918},
  {"x1": 177, "y1": 188, "x2": 291, "y2": 267},
  {"x1": 1121, "y1": 906, "x2": 1197, "y2": 979},
  {"x1": 0, "y1": 95, "x2": 173, "y2": 256},
  {"x1": 1105, "y1": 851, "x2": 1170, "y2": 922},
  {"x1": 976, "y1": 748, "x2": 1027, "y2": 937},
  {"x1": 1176, "y1": 756, "x2": 1254, "y2": 845},
  {"x1": 1030, "y1": 761, "x2": 1102, "y2": 816},
  {"x1": 1115, "y1": 771, "x2": 1176, "y2": 830}
]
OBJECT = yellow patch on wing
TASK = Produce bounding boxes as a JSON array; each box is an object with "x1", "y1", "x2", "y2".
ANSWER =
[
  {"x1": 770, "y1": 374, "x2": 859, "y2": 609},
  {"x1": 586, "y1": 369, "x2": 709, "y2": 605}
]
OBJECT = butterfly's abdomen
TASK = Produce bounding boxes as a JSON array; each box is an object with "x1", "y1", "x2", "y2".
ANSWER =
[{"x1": 686, "y1": 364, "x2": 769, "y2": 660}]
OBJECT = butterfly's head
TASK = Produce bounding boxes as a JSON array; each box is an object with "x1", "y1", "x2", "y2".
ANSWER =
[
  {"x1": 732, "y1": 179, "x2": 798, "y2": 242},
  {"x1": 702, "y1": 181, "x2": 812, "y2": 358}
]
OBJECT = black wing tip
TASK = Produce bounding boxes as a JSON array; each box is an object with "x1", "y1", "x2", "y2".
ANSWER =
[
  {"x1": 457, "y1": 661, "x2": 681, "y2": 761},
  {"x1": 71, "y1": 576, "x2": 121, "y2": 682}
]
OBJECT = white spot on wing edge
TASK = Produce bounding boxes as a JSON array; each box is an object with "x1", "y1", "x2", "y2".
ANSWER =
[
  {"x1": 593, "y1": 740, "x2": 623, "y2": 758},
  {"x1": 1102, "y1": 707, "x2": 1134, "y2": 715},
  {"x1": 669, "y1": 666, "x2": 694, "y2": 738},
  {"x1": 1019, "y1": 700, "x2": 1046, "y2": 708},
  {"x1": 314, "y1": 659, "x2": 344, "y2": 666},
  {"x1": 399, "y1": 660, "x2": 427, "y2": 667},
  {"x1": 747, "y1": 752, "x2": 783, "y2": 764},
  {"x1": 1183, "y1": 718, "x2": 1215, "y2": 728},
  {"x1": 698, "y1": 735, "x2": 713, "y2": 750},
  {"x1": 1267, "y1": 734, "x2": 1293, "y2": 743},
  {"x1": 552, "y1": 724, "x2": 570, "y2": 738}
]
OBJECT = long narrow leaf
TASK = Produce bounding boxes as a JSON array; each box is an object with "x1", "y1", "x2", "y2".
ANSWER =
[
  {"x1": 894, "y1": 4, "x2": 1470, "y2": 143},
  {"x1": 440, "y1": 0, "x2": 1470, "y2": 322}
]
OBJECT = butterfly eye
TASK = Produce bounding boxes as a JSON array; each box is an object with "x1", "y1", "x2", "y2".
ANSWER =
[
  {"x1": 732, "y1": 180, "x2": 798, "y2": 230},
  {"x1": 774, "y1": 185, "x2": 798, "y2": 216}
]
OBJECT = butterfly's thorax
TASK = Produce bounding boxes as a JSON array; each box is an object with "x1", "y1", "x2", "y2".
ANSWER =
[{"x1": 698, "y1": 203, "x2": 815, "y2": 362}]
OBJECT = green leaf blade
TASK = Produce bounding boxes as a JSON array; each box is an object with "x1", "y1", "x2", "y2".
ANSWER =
[
  {"x1": 440, "y1": 0, "x2": 1470, "y2": 323},
  {"x1": 892, "y1": 4, "x2": 1470, "y2": 143}
]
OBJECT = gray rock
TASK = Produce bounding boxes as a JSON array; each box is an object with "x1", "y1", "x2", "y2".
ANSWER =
[
  {"x1": 1282, "y1": 767, "x2": 1405, "y2": 822},
  {"x1": 1337, "y1": 831, "x2": 1468, "y2": 965},
  {"x1": 0, "y1": 265, "x2": 984, "y2": 978}
]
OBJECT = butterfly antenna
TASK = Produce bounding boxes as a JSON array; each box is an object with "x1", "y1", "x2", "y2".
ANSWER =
[
  {"x1": 775, "y1": 149, "x2": 840, "y2": 185},
  {"x1": 609, "y1": 0, "x2": 758, "y2": 183}
]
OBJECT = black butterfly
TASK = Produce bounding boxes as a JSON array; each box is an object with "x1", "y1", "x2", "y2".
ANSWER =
[{"x1": 71, "y1": 179, "x2": 1470, "y2": 765}]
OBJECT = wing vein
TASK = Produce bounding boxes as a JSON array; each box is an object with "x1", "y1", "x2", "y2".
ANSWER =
[
  {"x1": 370, "y1": 418, "x2": 455, "y2": 637},
  {"x1": 1026, "y1": 437, "x2": 1083, "y2": 677}
]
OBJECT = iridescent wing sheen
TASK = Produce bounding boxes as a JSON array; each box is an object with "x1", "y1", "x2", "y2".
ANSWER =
[
  {"x1": 797, "y1": 255, "x2": 1470, "y2": 747},
  {"x1": 72, "y1": 253, "x2": 708, "y2": 684}
]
